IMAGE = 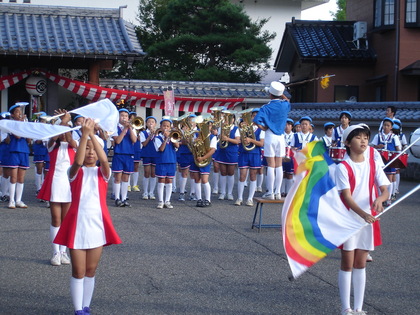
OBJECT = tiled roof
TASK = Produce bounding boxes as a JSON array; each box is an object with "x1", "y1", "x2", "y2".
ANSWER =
[
  {"x1": 275, "y1": 20, "x2": 377, "y2": 72},
  {"x1": 0, "y1": 3, "x2": 145, "y2": 60}
]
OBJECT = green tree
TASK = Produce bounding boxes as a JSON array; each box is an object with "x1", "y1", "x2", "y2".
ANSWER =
[
  {"x1": 105, "y1": 0, "x2": 275, "y2": 83},
  {"x1": 332, "y1": 0, "x2": 346, "y2": 21}
]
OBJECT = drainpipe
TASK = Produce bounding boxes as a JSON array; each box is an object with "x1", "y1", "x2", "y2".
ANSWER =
[{"x1": 394, "y1": 0, "x2": 400, "y2": 101}]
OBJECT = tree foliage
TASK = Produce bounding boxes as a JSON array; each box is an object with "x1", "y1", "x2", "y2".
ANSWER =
[
  {"x1": 104, "y1": 0, "x2": 275, "y2": 83},
  {"x1": 332, "y1": 0, "x2": 346, "y2": 21}
]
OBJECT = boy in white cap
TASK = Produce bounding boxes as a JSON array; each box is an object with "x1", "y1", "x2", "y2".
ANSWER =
[{"x1": 253, "y1": 81, "x2": 290, "y2": 200}]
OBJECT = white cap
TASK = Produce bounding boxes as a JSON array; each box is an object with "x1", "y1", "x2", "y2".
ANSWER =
[
  {"x1": 268, "y1": 81, "x2": 285, "y2": 96},
  {"x1": 342, "y1": 125, "x2": 364, "y2": 143}
]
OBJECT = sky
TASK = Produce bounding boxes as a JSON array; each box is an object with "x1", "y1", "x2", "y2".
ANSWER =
[{"x1": 29, "y1": 0, "x2": 338, "y2": 25}]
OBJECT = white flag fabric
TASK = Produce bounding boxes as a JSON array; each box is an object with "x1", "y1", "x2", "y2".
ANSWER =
[
  {"x1": 71, "y1": 99, "x2": 119, "y2": 135},
  {"x1": 0, "y1": 120, "x2": 80, "y2": 140}
]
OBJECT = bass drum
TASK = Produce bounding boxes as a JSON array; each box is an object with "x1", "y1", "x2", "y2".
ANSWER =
[{"x1": 409, "y1": 128, "x2": 420, "y2": 158}]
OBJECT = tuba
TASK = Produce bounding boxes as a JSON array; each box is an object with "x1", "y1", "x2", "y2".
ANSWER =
[
  {"x1": 190, "y1": 114, "x2": 213, "y2": 167},
  {"x1": 209, "y1": 106, "x2": 225, "y2": 128},
  {"x1": 220, "y1": 110, "x2": 237, "y2": 149},
  {"x1": 237, "y1": 108, "x2": 256, "y2": 151}
]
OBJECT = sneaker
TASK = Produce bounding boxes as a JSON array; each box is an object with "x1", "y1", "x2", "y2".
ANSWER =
[
  {"x1": 127, "y1": 185, "x2": 131, "y2": 192},
  {"x1": 385, "y1": 200, "x2": 392, "y2": 207},
  {"x1": 262, "y1": 192, "x2": 274, "y2": 200},
  {"x1": 342, "y1": 308, "x2": 354, "y2": 315},
  {"x1": 189, "y1": 193, "x2": 198, "y2": 201},
  {"x1": 203, "y1": 200, "x2": 212, "y2": 207},
  {"x1": 149, "y1": 193, "x2": 156, "y2": 200},
  {"x1": 395, "y1": 189, "x2": 400, "y2": 195},
  {"x1": 142, "y1": 193, "x2": 149, "y2": 200},
  {"x1": 256, "y1": 187, "x2": 262, "y2": 192},
  {"x1": 354, "y1": 311, "x2": 367, "y2": 315},
  {"x1": 1, "y1": 195, "x2": 10, "y2": 202},
  {"x1": 212, "y1": 188, "x2": 218, "y2": 194},
  {"x1": 227, "y1": 194, "x2": 234, "y2": 201},
  {"x1": 366, "y1": 253, "x2": 373, "y2": 262},
  {"x1": 274, "y1": 193, "x2": 281, "y2": 200},
  {"x1": 82, "y1": 307, "x2": 91, "y2": 314},
  {"x1": 50, "y1": 252, "x2": 61, "y2": 266},
  {"x1": 234, "y1": 199, "x2": 242, "y2": 206},
  {"x1": 196, "y1": 199, "x2": 204, "y2": 207},
  {"x1": 132, "y1": 185, "x2": 140, "y2": 192},
  {"x1": 245, "y1": 199, "x2": 254, "y2": 207},
  {"x1": 218, "y1": 194, "x2": 225, "y2": 200},
  {"x1": 115, "y1": 199, "x2": 123, "y2": 207},
  {"x1": 123, "y1": 200, "x2": 131, "y2": 207},
  {"x1": 15, "y1": 201, "x2": 28, "y2": 208},
  {"x1": 178, "y1": 193, "x2": 185, "y2": 201},
  {"x1": 74, "y1": 311, "x2": 84, "y2": 315},
  {"x1": 60, "y1": 252, "x2": 71, "y2": 265},
  {"x1": 157, "y1": 202, "x2": 164, "y2": 209},
  {"x1": 391, "y1": 193, "x2": 396, "y2": 201},
  {"x1": 164, "y1": 201, "x2": 173, "y2": 209},
  {"x1": 281, "y1": 192, "x2": 287, "y2": 198},
  {"x1": 8, "y1": 201, "x2": 16, "y2": 209}
]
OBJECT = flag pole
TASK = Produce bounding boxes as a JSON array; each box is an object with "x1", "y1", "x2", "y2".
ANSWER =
[{"x1": 374, "y1": 184, "x2": 420, "y2": 219}]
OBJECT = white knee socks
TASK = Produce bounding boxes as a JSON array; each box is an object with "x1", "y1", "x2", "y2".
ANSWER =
[
  {"x1": 266, "y1": 167, "x2": 275, "y2": 194},
  {"x1": 157, "y1": 182, "x2": 165, "y2": 202},
  {"x1": 203, "y1": 182, "x2": 211, "y2": 201},
  {"x1": 353, "y1": 268, "x2": 366, "y2": 312},
  {"x1": 219, "y1": 175, "x2": 227, "y2": 195},
  {"x1": 338, "y1": 270, "x2": 352, "y2": 312},
  {"x1": 274, "y1": 167, "x2": 283, "y2": 195},
  {"x1": 227, "y1": 175, "x2": 235, "y2": 195},
  {"x1": 165, "y1": 183, "x2": 172, "y2": 202},
  {"x1": 179, "y1": 177, "x2": 188, "y2": 194},
  {"x1": 50, "y1": 225, "x2": 60, "y2": 254},
  {"x1": 248, "y1": 180, "x2": 257, "y2": 201},
  {"x1": 237, "y1": 181, "x2": 245, "y2": 200},
  {"x1": 71, "y1": 277, "x2": 84, "y2": 311}
]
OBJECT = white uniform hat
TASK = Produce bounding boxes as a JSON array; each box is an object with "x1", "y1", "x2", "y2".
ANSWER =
[
  {"x1": 342, "y1": 125, "x2": 365, "y2": 143},
  {"x1": 268, "y1": 81, "x2": 285, "y2": 96}
]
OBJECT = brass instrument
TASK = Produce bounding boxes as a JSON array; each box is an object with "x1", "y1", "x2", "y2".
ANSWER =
[
  {"x1": 40, "y1": 115, "x2": 59, "y2": 125},
  {"x1": 237, "y1": 108, "x2": 256, "y2": 151},
  {"x1": 209, "y1": 106, "x2": 225, "y2": 128},
  {"x1": 220, "y1": 110, "x2": 237, "y2": 149},
  {"x1": 131, "y1": 117, "x2": 144, "y2": 130},
  {"x1": 190, "y1": 114, "x2": 213, "y2": 167}
]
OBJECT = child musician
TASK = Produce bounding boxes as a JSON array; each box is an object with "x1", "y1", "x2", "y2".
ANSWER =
[
  {"x1": 335, "y1": 125, "x2": 389, "y2": 315},
  {"x1": 54, "y1": 118, "x2": 122, "y2": 315},
  {"x1": 111, "y1": 109, "x2": 137, "y2": 207},
  {"x1": 322, "y1": 122, "x2": 335, "y2": 148},
  {"x1": 37, "y1": 109, "x2": 77, "y2": 266},
  {"x1": 235, "y1": 109, "x2": 265, "y2": 206},
  {"x1": 333, "y1": 111, "x2": 352, "y2": 147},
  {"x1": 140, "y1": 116, "x2": 158, "y2": 200},
  {"x1": 369, "y1": 117, "x2": 401, "y2": 206},
  {"x1": 290, "y1": 116, "x2": 318, "y2": 151},
  {"x1": 154, "y1": 118, "x2": 180, "y2": 209}
]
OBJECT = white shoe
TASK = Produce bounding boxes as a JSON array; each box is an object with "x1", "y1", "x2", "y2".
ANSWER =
[
  {"x1": 366, "y1": 253, "x2": 373, "y2": 262},
  {"x1": 256, "y1": 187, "x2": 262, "y2": 192},
  {"x1": 234, "y1": 199, "x2": 242, "y2": 206},
  {"x1": 342, "y1": 308, "x2": 354, "y2": 315},
  {"x1": 149, "y1": 193, "x2": 156, "y2": 200},
  {"x1": 50, "y1": 252, "x2": 61, "y2": 266},
  {"x1": 262, "y1": 192, "x2": 274, "y2": 200},
  {"x1": 8, "y1": 201, "x2": 16, "y2": 209},
  {"x1": 245, "y1": 199, "x2": 254, "y2": 207},
  {"x1": 15, "y1": 201, "x2": 28, "y2": 208},
  {"x1": 227, "y1": 194, "x2": 234, "y2": 201},
  {"x1": 132, "y1": 185, "x2": 140, "y2": 192},
  {"x1": 274, "y1": 193, "x2": 281, "y2": 200},
  {"x1": 60, "y1": 252, "x2": 71, "y2": 265},
  {"x1": 189, "y1": 193, "x2": 198, "y2": 201},
  {"x1": 127, "y1": 185, "x2": 131, "y2": 192},
  {"x1": 164, "y1": 201, "x2": 173, "y2": 209},
  {"x1": 212, "y1": 188, "x2": 218, "y2": 194},
  {"x1": 142, "y1": 193, "x2": 149, "y2": 200},
  {"x1": 218, "y1": 194, "x2": 225, "y2": 200},
  {"x1": 156, "y1": 202, "x2": 164, "y2": 209}
]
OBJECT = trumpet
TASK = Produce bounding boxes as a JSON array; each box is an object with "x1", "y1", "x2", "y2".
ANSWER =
[{"x1": 131, "y1": 116, "x2": 144, "y2": 130}]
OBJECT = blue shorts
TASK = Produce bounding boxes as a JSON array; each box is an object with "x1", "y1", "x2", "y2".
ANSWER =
[
  {"x1": 215, "y1": 150, "x2": 238, "y2": 164},
  {"x1": 177, "y1": 153, "x2": 193, "y2": 169},
  {"x1": 3, "y1": 152, "x2": 30, "y2": 169},
  {"x1": 134, "y1": 151, "x2": 142, "y2": 162},
  {"x1": 142, "y1": 157, "x2": 156, "y2": 166},
  {"x1": 112, "y1": 154, "x2": 134, "y2": 173},
  {"x1": 283, "y1": 160, "x2": 294, "y2": 174},
  {"x1": 189, "y1": 162, "x2": 211, "y2": 174},
  {"x1": 384, "y1": 167, "x2": 396, "y2": 175},
  {"x1": 238, "y1": 153, "x2": 262, "y2": 169},
  {"x1": 155, "y1": 163, "x2": 176, "y2": 178}
]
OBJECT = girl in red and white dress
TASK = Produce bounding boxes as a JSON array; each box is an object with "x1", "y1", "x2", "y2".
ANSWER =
[
  {"x1": 37, "y1": 110, "x2": 77, "y2": 266},
  {"x1": 335, "y1": 125, "x2": 390, "y2": 315},
  {"x1": 54, "y1": 118, "x2": 122, "y2": 315}
]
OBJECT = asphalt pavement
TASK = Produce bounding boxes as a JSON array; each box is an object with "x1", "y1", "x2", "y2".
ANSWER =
[{"x1": 0, "y1": 170, "x2": 419, "y2": 315}]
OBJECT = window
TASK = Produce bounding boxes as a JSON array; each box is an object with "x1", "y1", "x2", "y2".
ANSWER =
[
  {"x1": 406, "y1": 0, "x2": 420, "y2": 27},
  {"x1": 334, "y1": 86, "x2": 359, "y2": 103},
  {"x1": 374, "y1": 0, "x2": 396, "y2": 29}
]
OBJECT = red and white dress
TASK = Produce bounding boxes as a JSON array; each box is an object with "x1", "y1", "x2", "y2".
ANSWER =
[
  {"x1": 335, "y1": 155, "x2": 390, "y2": 251},
  {"x1": 54, "y1": 166, "x2": 122, "y2": 249},
  {"x1": 37, "y1": 141, "x2": 76, "y2": 202}
]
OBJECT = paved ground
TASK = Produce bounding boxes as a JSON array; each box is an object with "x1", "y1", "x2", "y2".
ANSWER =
[{"x1": 0, "y1": 170, "x2": 419, "y2": 315}]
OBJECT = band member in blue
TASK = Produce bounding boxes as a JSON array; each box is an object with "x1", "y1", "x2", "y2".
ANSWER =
[{"x1": 253, "y1": 81, "x2": 290, "y2": 200}]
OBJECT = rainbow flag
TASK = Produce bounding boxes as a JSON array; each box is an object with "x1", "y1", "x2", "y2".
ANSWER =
[{"x1": 282, "y1": 141, "x2": 365, "y2": 279}]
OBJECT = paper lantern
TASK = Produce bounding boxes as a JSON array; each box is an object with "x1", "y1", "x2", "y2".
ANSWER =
[{"x1": 26, "y1": 76, "x2": 47, "y2": 96}]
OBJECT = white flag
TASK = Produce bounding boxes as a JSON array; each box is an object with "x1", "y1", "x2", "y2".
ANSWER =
[{"x1": 0, "y1": 120, "x2": 80, "y2": 140}]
